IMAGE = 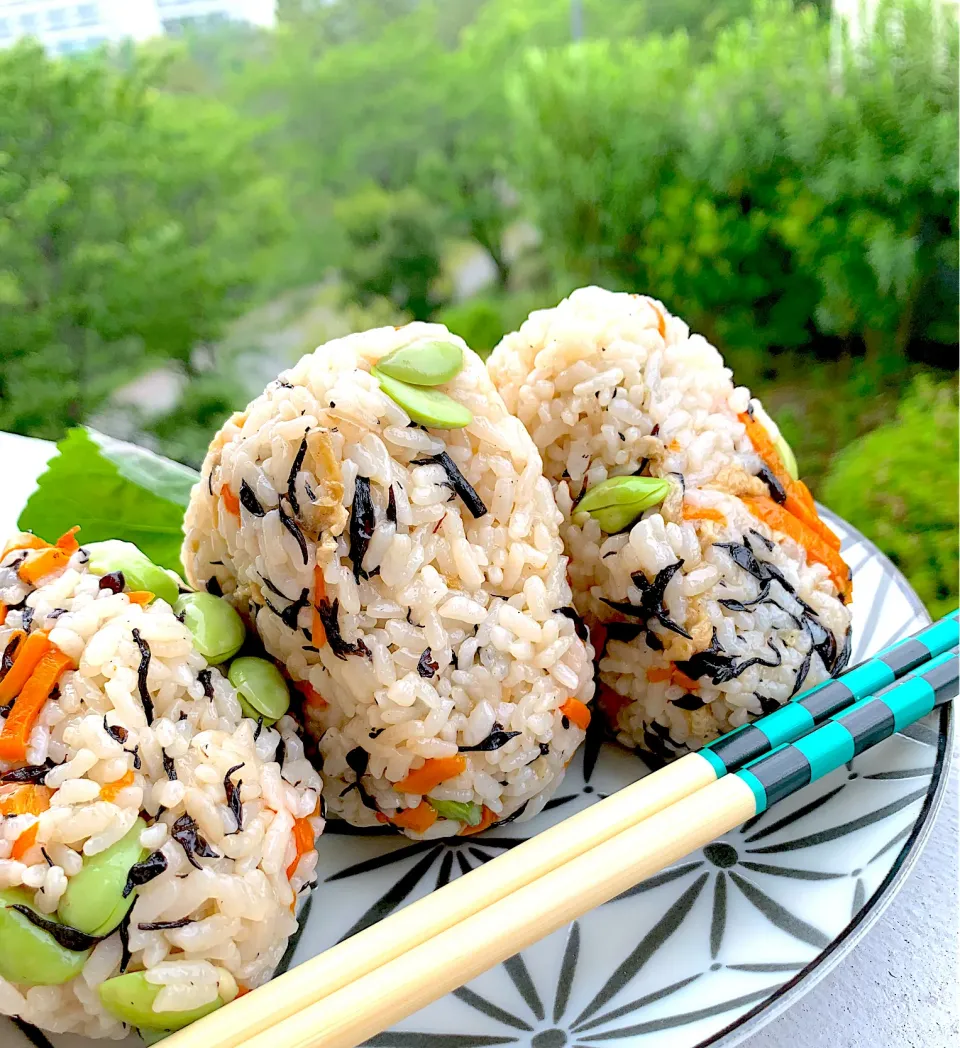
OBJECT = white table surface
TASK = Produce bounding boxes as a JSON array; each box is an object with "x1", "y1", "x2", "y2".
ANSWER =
[{"x1": 2, "y1": 431, "x2": 957, "y2": 1048}]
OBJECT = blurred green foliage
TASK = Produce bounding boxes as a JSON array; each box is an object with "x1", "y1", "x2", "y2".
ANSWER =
[{"x1": 823, "y1": 379, "x2": 959, "y2": 617}]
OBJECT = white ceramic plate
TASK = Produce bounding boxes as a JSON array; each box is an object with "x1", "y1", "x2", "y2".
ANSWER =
[{"x1": 2, "y1": 439, "x2": 951, "y2": 1048}]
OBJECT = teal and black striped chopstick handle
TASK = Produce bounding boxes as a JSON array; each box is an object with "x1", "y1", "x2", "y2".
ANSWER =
[
  {"x1": 737, "y1": 647, "x2": 959, "y2": 813},
  {"x1": 699, "y1": 611, "x2": 960, "y2": 777}
]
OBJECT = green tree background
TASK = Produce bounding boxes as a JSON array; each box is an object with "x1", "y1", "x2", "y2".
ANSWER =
[{"x1": 0, "y1": 0, "x2": 956, "y2": 613}]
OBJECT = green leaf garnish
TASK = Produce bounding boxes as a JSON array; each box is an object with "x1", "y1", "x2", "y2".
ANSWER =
[
  {"x1": 427, "y1": 798, "x2": 483, "y2": 826},
  {"x1": 17, "y1": 428, "x2": 199, "y2": 574}
]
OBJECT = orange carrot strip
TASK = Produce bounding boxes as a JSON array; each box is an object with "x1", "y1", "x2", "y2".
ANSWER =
[
  {"x1": 559, "y1": 698, "x2": 591, "y2": 731},
  {"x1": 0, "y1": 784, "x2": 52, "y2": 817},
  {"x1": 100, "y1": 770, "x2": 135, "y2": 804},
  {"x1": 394, "y1": 755, "x2": 466, "y2": 795},
  {"x1": 10, "y1": 823, "x2": 38, "y2": 862},
  {"x1": 0, "y1": 649, "x2": 74, "y2": 762},
  {"x1": 0, "y1": 632, "x2": 52, "y2": 704},
  {"x1": 294, "y1": 680, "x2": 328, "y2": 709},
  {"x1": 672, "y1": 668, "x2": 701, "y2": 692},
  {"x1": 19, "y1": 547, "x2": 70, "y2": 585},
  {"x1": 682, "y1": 505, "x2": 727, "y2": 525},
  {"x1": 126, "y1": 591, "x2": 155, "y2": 606},
  {"x1": 222, "y1": 486, "x2": 241, "y2": 517},
  {"x1": 286, "y1": 816, "x2": 316, "y2": 880},
  {"x1": 598, "y1": 683, "x2": 631, "y2": 725},
  {"x1": 374, "y1": 812, "x2": 390, "y2": 825},
  {"x1": 459, "y1": 805, "x2": 497, "y2": 837},
  {"x1": 649, "y1": 300, "x2": 666, "y2": 339},
  {"x1": 646, "y1": 667, "x2": 673, "y2": 683},
  {"x1": 311, "y1": 564, "x2": 327, "y2": 648},
  {"x1": 2, "y1": 534, "x2": 50, "y2": 559},
  {"x1": 54, "y1": 526, "x2": 81, "y2": 553},
  {"x1": 391, "y1": 800, "x2": 438, "y2": 834},
  {"x1": 743, "y1": 496, "x2": 852, "y2": 602},
  {"x1": 0, "y1": 603, "x2": 6, "y2": 627}
]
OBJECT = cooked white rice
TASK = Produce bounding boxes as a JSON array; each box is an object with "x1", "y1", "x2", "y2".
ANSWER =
[
  {"x1": 488, "y1": 287, "x2": 853, "y2": 759},
  {"x1": 182, "y1": 323, "x2": 595, "y2": 838},
  {"x1": 0, "y1": 538, "x2": 322, "y2": 1038}
]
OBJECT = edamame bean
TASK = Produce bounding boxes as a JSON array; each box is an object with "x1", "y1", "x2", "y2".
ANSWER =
[
  {"x1": 428, "y1": 798, "x2": 483, "y2": 826},
  {"x1": 575, "y1": 475, "x2": 671, "y2": 533},
  {"x1": 372, "y1": 368, "x2": 473, "y2": 429},
  {"x1": 86, "y1": 541, "x2": 179, "y2": 606},
  {"x1": 0, "y1": 889, "x2": 91, "y2": 985},
  {"x1": 58, "y1": 818, "x2": 146, "y2": 935},
  {"x1": 174, "y1": 593, "x2": 246, "y2": 665},
  {"x1": 227, "y1": 657, "x2": 290, "y2": 726},
  {"x1": 376, "y1": 339, "x2": 464, "y2": 387},
  {"x1": 98, "y1": 971, "x2": 224, "y2": 1031},
  {"x1": 774, "y1": 432, "x2": 799, "y2": 481}
]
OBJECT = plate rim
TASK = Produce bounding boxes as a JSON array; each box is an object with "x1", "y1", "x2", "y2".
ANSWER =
[{"x1": 699, "y1": 511, "x2": 954, "y2": 1048}]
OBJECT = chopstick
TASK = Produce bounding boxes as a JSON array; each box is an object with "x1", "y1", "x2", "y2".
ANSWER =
[
  {"x1": 240, "y1": 645, "x2": 958, "y2": 1048},
  {"x1": 164, "y1": 611, "x2": 958, "y2": 1048}
]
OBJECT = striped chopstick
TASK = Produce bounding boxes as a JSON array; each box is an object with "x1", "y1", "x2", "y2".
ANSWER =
[
  {"x1": 164, "y1": 613, "x2": 958, "y2": 1048},
  {"x1": 231, "y1": 648, "x2": 959, "y2": 1048}
]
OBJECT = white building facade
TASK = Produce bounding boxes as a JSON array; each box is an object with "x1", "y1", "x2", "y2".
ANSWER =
[{"x1": 0, "y1": 0, "x2": 274, "y2": 55}]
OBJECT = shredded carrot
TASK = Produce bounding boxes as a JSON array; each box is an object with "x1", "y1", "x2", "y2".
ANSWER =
[
  {"x1": 0, "y1": 632, "x2": 52, "y2": 704},
  {"x1": 0, "y1": 784, "x2": 52, "y2": 817},
  {"x1": 683, "y1": 505, "x2": 727, "y2": 525},
  {"x1": 54, "y1": 526, "x2": 80, "y2": 554},
  {"x1": 391, "y1": 800, "x2": 438, "y2": 834},
  {"x1": 286, "y1": 816, "x2": 316, "y2": 880},
  {"x1": 672, "y1": 668, "x2": 701, "y2": 692},
  {"x1": 394, "y1": 755, "x2": 466, "y2": 795},
  {"x1": 222, "y1": 486, "x2": 241, "y2": 517},
  {"x1": 19, "y1": 547, "x2": 71, "y2": 585},
  {"x1": 560, "y1": 698, "x2": 592, "y2": 731},
  {"x1": 743, "y1": 496, "x2": 852, "y2": 602},
  {"x1": 792, "y1": 479, "x2": 817, "y2": 516},
  {"x1": 598, "y1": 683, "x2": 631, "y2": 725},
  {"x1": 235, "y1": 987, "x2": 251, "y2": 999},
  {"x1": 667, "y1": 439, "x2": 682, "y2": 452},
  {"x1": 100, "y1": 770, "x2": 135, "y2": 804},
  {"x1": 311, "y1": 564, "x2": 327, "y2": 648},
  {"x1": 0, "y1": 649, "x2": 74, "y2": 762},
  {"x1": 11, "y1": 823, "x2": 38, "y2": 862},
  {"x1": 459, "y1": 805, "x2": 497, "y2": 837},
  {"x1": 294, "y1": 680, "x2": 328, "y2": 709},
  {"x1": 126, "y1": 591, "x2": 155, "y2": 606},
  {"x1": 2, "y1": 534, "x2": 50, "y2": 559},
  {"x1": 0, "y1": 603, "x2": 6, "y2": 627},
  {"x1": 646, "y1": 667, "x2": 673, "y2": 683},
  {"x1": 374, "y1": 812, "x2": 390, "y2": 825},
  {"x1": 649, "y1": 301, "x2": 667, "y2": 339}
]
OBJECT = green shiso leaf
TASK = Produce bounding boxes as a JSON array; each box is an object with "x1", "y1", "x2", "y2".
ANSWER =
[{"x1": 17, "y1": 428, "x2": 199, "y2": 575}]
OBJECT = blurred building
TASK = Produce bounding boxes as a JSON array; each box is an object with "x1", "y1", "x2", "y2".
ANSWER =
[{"x1": 0, "y1": 0, "x2": 275, "y2": 54}]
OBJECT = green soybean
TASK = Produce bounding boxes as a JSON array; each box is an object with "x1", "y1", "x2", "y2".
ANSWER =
[
  {"x1": 174, "y1": 593, "x2": 246, "y2": 665},
  {"x1": 774, "y1": 432, "x2": 799, "y2": 481},
  {"x1": 0, "y1": 889, "x2": 92, "y2": 985},
  {"x1": 86, "y1": 540, "x2": 179, "y2": 606},
  {"x1": 575, "y1": 475, "x2": 671, "y2": 533},
  {"x1": 372, "y1": 368, "x2": 473, "y2": 429},
  {"x1": 227, "y1": 657, "x2": 290, "y2": 726},
  {"x1": 58, "y1": 818, "x2": 146, "y2": 936},
  {"x1": 376, "y1": 340, "x2": 464, "y2": 387},
  {"x1": 428, "y1": 798, "x2": 483, "y2": 826},
  {"x1": 98, "y1": 972, "x2": 224, "y2": 1031}
]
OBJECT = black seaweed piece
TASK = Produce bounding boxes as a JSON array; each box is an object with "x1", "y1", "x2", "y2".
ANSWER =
[
  {"x1": 561, "y1": 715, "x2": 570, "y2": 729},
  {"x1": 127, "y1": 746, "x2": 141, "y2": 770},
  {"x1": 11, "y1": 906, "x2": 101, "y2": 951},
  {"x1": 123, "y1": 851, "x2": 168, "y2": 898},
  {"x1": 669, "y1": 471, "x2": 685, "y2": 493},
  {"x1": 239, "y1": 480, "x2": 266, "y2": 516},
  {"x1": 672, "y1": 694, "x2": 707, "y2": 711},
  {"x1": 345, "y1": 747, "x2": 369, "y2": 777},
  {"x1": 204, "y1": 576, "x2": 223, "y2": 597},
  {"x1": 198, "y1": 669, "x2": 214, "y2": 699},
  {"x1": 459, "y1": 728, "x2": 522, "y2": 752},
  {"x1": 278, "y1": 501, "x2": 309, "y2": 564},
  {"x1": 417, "y1": 647, "x2": 439, "y2": 679},
  {"x1": 224, "y1": 763, "x2": 244, "y2": 832},
  {"x1": 103, "y1": 716, "x2": 128, "y2": 745},
  {"x1": 47, "y1": 608, "x2": 67, "y2": 621},
  {"x1": 538, "y1": 742, "x2": 550, "y2": 756},
  {"x1": 494, "y1": 800, "x2": 529, "y2": 827},
  {"x1": 757, "y1": 694, "x2": 781, "y2": 715},
  {"x1": 833, "y1": 626, "x2": 853, "y2": 675},
  {"x1": 757, "y1": 465, "x2": 787, "y2": 504},
  {"x1": 386, "y1": 485, "x2": 397, "y2": 524},
  {"x1": 20, "y1": 607, "x2": 34, "y2": 634},
  {"x1": 801, "y1": 607, "x2": 838, "y2": 673},
  {"x1": 554, "y1": 606, "x2": 589, "y2": 643},
  {"x1": 748, "y1": 528, "x2": 775, "y2": 552},
  {"x1": 130, "y1": 629, "x2": 154, "y2": 725},
  {"x1": 274, "y1": 735, "x2": 287, "y2": 772},
  {"x1": 253, "y1": 715, "x2": 264, "y2": 741},
  {"x1": 604, "y1": 622, "x2": 646, "y2": 644},
  {"x1": 171, "y1": 814, "x2": 219, "y2": 870},
  {"x1": 138, "y1": 918, "x2": 196, "y2": 931},
  {"x1": 789, "y1": 650, "x2": 813, "y2": 698},
  {"x1": 4, "y1": 551, "x2": 29, "y2": 573},
  {"x1": 207, "y1": 470, "x2": 215, "y2": 497},
  {"x1": 261, "y1": 574, "x2": 295, "y2": 601},
  {"x1": 98, "y1": 571, "x2": 125, "y2": 594},
  {"x1": 349, "y1": 476, "x2": 376, "y2": 582},
  {"x1": 162, "y1": 752, "x2": 177, "y2": 781},
  {"x1": 118, "y1": 911, "x2": 132, "y2": 973},
  {"x1": 632, "y1": 458, "x2": 650, "y2": 477},
  {"x1": 267, "y1": 587, "x2": 311, "y2": 632},
  {"x1": 675, "y1": 630, "x2": 782, "y2": 686},
  {"x1": 317, "y1": 599, "x2": 370, "y2": 660},
  {"x1": 1, "y1": 633, "x2": 23, "y2": 682},
  {"x1": 642, "y1": 726, "x2": 674, "y2": 761},
  {"x1": 368, "y1": 728, "x2": 385, "y2": 739},
  {"x1": 718, "y1": 581, "x2": 772, "y2": 613},
  {"x1": 41, "y1": 847, "x2": 54, "y2": 867},
  {"x1": 648, "y1": 720, "x2": 673, "y2": 739},
  {"x1": 599, "y1": 561, "x2": 691, "y2": 640},
  {"x1": 412, "y1": 452, "x2": 488, "y2": 519},
  {"x1": 286, "y1": 434, "x2": 309, "y2": 518},
  {"x1": 714, "y1": 540, "x2": 796, "y2": 595},
  {"x1": 0, "y1": 759, "x2": 57, "y2": 784}
]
